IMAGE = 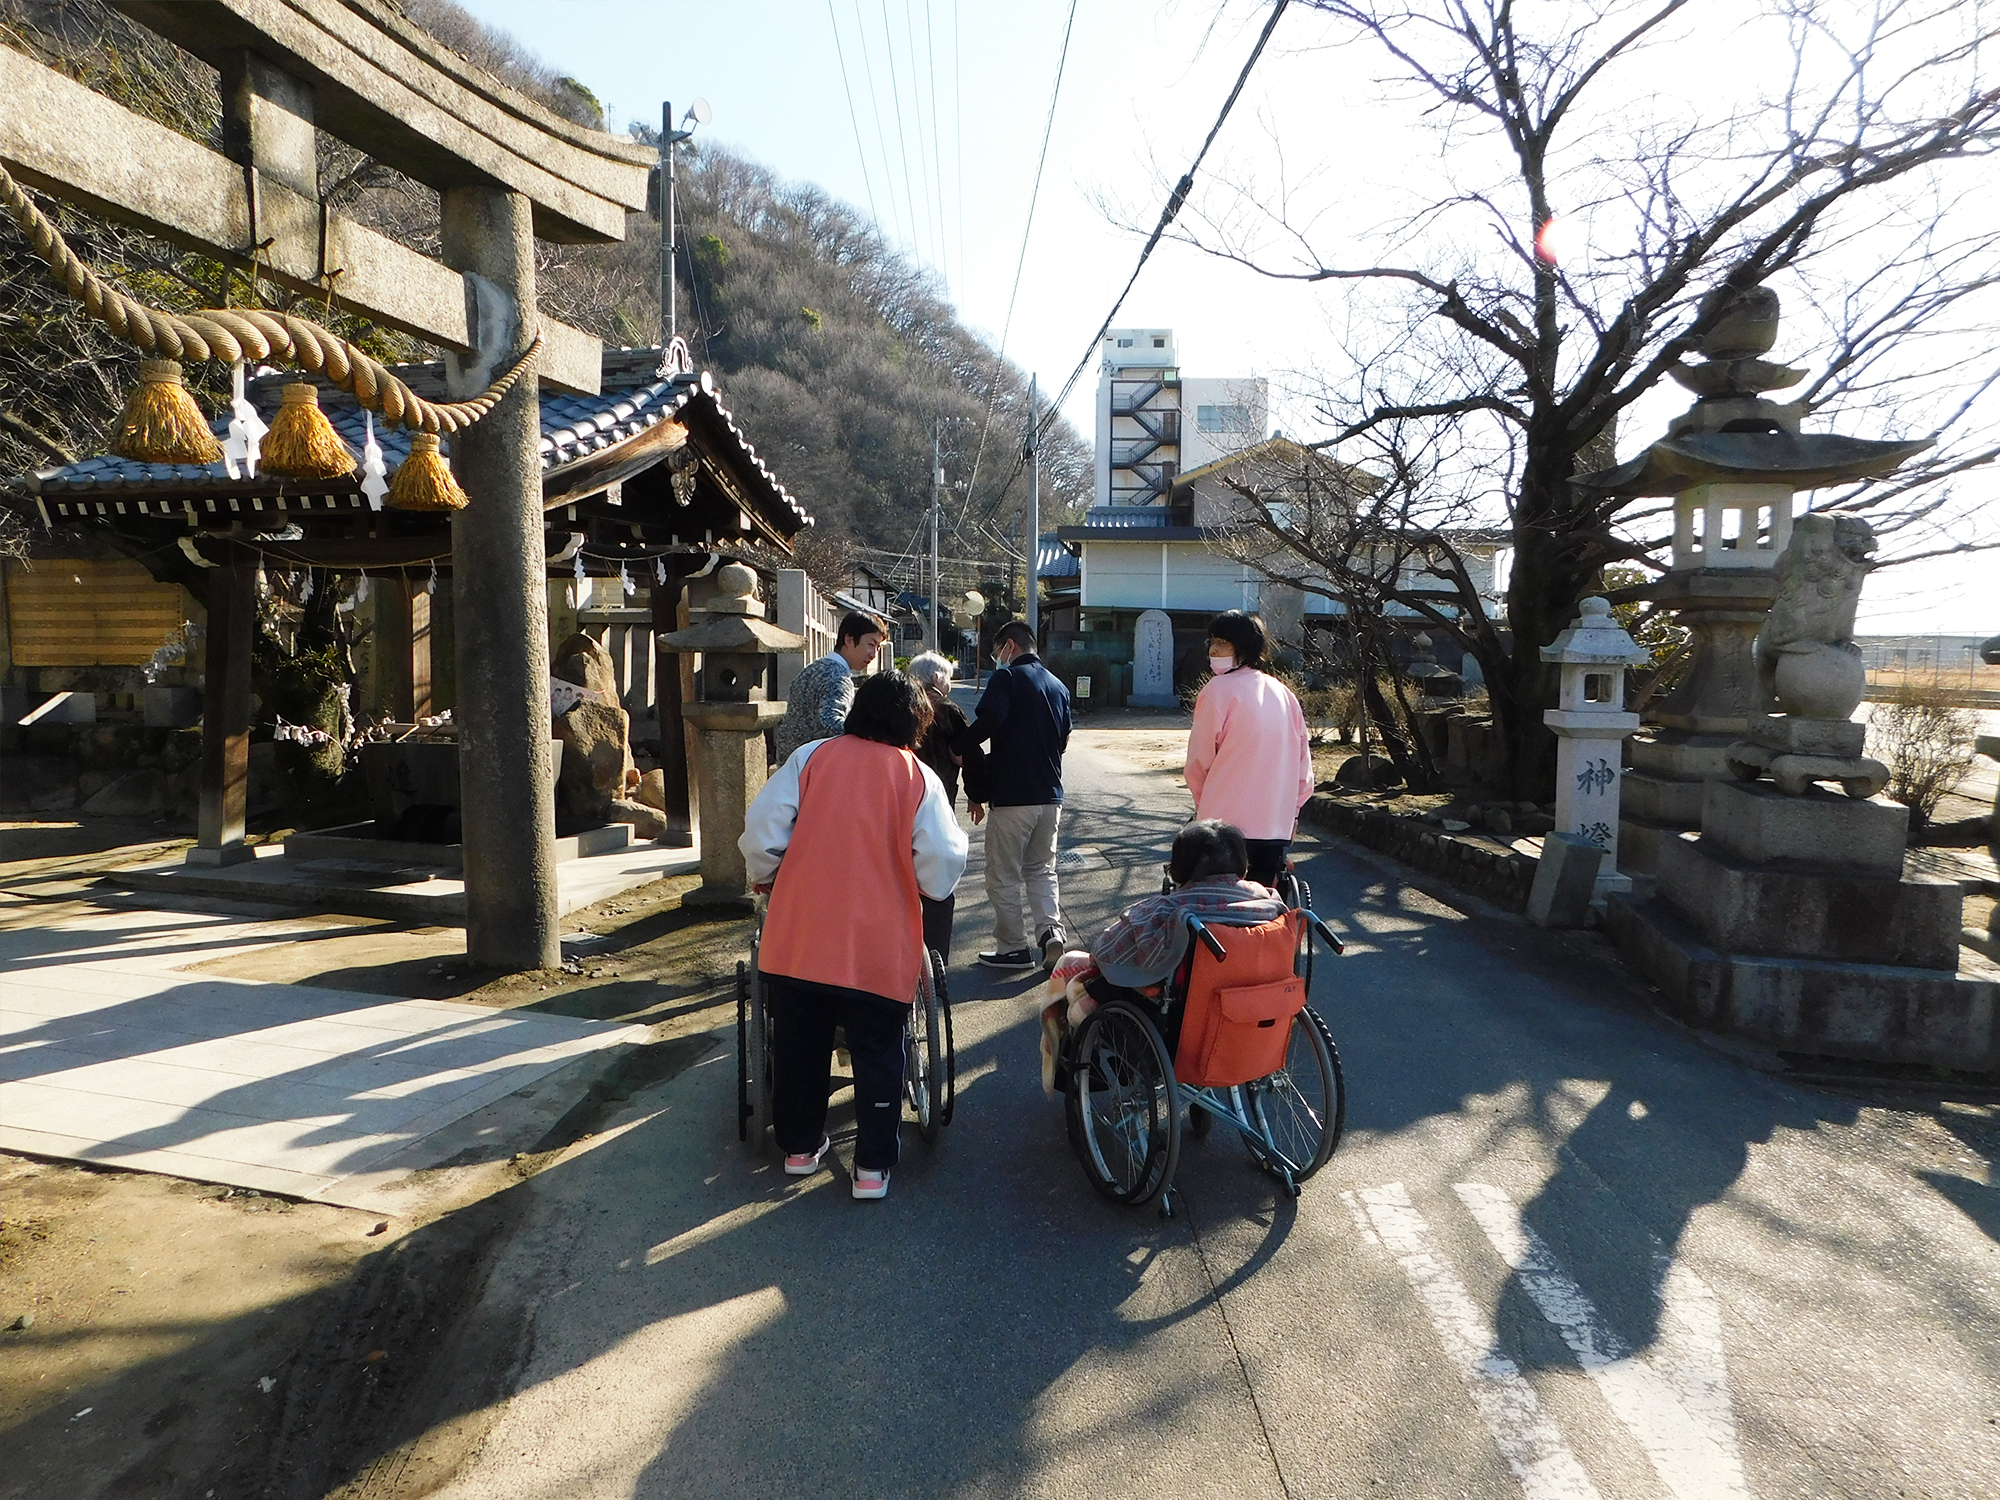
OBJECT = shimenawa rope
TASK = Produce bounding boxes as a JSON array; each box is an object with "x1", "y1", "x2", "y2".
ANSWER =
[{"x1": 0, "y1": 161, "x2": 538, "y2": 435}]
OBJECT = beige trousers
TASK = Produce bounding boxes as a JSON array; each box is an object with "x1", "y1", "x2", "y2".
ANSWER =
[{"x1": 984, "y1": 802, "x2": 1062, "y2": 950}]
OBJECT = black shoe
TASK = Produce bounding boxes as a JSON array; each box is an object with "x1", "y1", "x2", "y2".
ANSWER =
[
  {"x1": 978, "y1": 947, "x2": 1038, "y2": 970},
  {"x1": 1038, "y1": 930, "x2": 1066, "y2": 971}
]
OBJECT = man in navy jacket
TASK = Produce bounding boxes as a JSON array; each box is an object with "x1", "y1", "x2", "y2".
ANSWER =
[{"x1": 954, "y1": 620, "x2": 1072, "y2": 970}]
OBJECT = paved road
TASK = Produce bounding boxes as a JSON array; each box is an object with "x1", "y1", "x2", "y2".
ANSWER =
[{"x1": 424, "y1": 735, "x2": 1999, "y2": 1500}]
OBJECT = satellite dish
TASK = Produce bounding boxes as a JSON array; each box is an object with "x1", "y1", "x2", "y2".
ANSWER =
[
  {"x1": 964, "y1": 590, "x2": 986, "y2": 613},
  {"x1": 685, "y1": 98, "x2": 712, "y2": 127}
]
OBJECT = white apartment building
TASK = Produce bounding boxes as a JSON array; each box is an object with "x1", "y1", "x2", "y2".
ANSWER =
[
  {"x1": 1047, "y1": 330, "x2": 1499, "y2": 698},
  {"x1": 1091, "y1": 328, "x2": 1269, "y2": 507}
]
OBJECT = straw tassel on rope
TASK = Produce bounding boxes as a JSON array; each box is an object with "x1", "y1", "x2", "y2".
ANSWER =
[
  {"x1": 262, "y1": 383, "x2": 355, "y2": 479},
  {"x1": 110, "y1": 359, "x2": 221, "y2": 465},
  {"x1": 387, "y1": 432, "x2": 468, "y2": 511},
  {"x1": 0, "y1": 160, "x2": 540, "y2": 437}
]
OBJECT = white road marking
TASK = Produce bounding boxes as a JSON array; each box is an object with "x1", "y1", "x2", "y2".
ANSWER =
[
  {"x1": 1454, "y1": 1182, "x2": 1749, "y2": 1500},
  {"x1": 1357, "y1": 1183, "x2": 1606, "y2": 1500},
  {"x1": 1338, "y1": 1188, "x2": 1382, "y2": 1248}
]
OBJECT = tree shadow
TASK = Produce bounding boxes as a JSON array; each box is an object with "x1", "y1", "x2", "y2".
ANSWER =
[{"x1": 0, "y1": 992, "x2": 1308, "y2": 1500}]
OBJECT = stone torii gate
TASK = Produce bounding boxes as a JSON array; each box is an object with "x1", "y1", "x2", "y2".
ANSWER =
[{"x1": 0, "y1": 0, "x2": 653, "y2": 970}]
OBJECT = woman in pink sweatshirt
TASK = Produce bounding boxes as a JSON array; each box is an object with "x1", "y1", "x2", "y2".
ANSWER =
[{"x1": 1183, "y1": 610, "x2": 1314, "y2": 888}]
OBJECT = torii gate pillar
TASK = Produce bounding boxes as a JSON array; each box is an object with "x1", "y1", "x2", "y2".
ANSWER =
[{"x1": 443, "y1": 186, "x2": 560, "y2": 970}]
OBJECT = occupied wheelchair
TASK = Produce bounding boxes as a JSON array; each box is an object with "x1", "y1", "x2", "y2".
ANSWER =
[
  {"x1": 736, "y1": 928, "x2": 956, "y2": 1153},
  {"x1": 1058, "y1": 896, "x2": 1345, "y2": 1215}
]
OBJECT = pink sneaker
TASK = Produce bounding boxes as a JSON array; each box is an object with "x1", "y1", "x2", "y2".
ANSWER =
[
  {"x1": 784, "y1": 1137, "x2": 830, "y2": 1176},
  {"x1": 852, "y1": 1167, "x2": 891, "y2": 1200}
]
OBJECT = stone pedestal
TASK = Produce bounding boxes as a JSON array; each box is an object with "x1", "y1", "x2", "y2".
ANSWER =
[
  {"x1": 1608, "y1": 772, "x2": 1997, "y2": 1073},
  {"x1": 1548, "y1": 706, "x2": 1640, "y2": 895},
  {"x1": 1978, "y1": 734, "x2": 2000, "y2": 838},
  {"x1": 1619, "y1": 568, "x2": 1776, "y2": 875},
  {"x1": 680, "y1": 699, "x2": 784, "y2": 909},
  {"x1": 1723, "y1": 713, "x2": 1887, "y2": 799},
  {"x1": 1541, "y1": 598, "x2": 1647, "y2": 898}
]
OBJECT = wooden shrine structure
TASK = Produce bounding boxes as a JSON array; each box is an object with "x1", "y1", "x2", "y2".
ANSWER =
[
  {"x1": 23, "y1": 344, "x2": 812, "y2": 849},
  {"x1": 2, "y1": 0, "x2": 674, "y2": 968}
]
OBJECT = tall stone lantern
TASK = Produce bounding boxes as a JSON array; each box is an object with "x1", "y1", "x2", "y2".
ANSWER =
[
  {"x1": 658, "y1": 563, "x2": 804, "y2": 909},
  {"x1": 1574, "y1": 286, "x2": 1928, "y2": 882},
  {"x1": 1542, "y1": 598, "x2": 1648, "y2": 896}
]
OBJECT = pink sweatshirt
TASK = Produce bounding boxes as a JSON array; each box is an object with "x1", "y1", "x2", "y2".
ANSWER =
[{"x1": 1184, "y1": 668, "x2": 1314, "y2": 841}]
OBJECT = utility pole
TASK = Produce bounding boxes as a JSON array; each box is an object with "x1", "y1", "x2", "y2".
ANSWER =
[
  {"x1": 659, "y1": 99, "x2": 709, "y2": 357},
  {"x1": 1026, "y1": 376, "x2": 1041, "y2": 639},
  {"x1": 660, "y1": 102, "x2": 674, "y2": 347},
  {"x1": 930, "y1": 421, "x2": 942, "y2": 651}
]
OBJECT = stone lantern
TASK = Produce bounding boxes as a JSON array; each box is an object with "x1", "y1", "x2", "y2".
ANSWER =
[
  {"x1": 1574, "y1": 286, "x2": 1928, "y2": 882},
  {"x1": 657, "y1": 562, "x2": 804, "y2": 908},
  {"x1": 1541, "y1": 597, "x2": 1648, "y2": 896}
]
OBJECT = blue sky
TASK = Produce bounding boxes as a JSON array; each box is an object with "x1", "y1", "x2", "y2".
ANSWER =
[{"x1": 470, "y1": 1, "x2": 2000, "y2": 634}]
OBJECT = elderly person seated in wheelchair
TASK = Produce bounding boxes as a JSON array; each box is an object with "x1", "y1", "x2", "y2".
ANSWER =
[
  {"x1": 742, "y1": 670, "x2": 968, "y2": 1199},
  {"x1": 1038, "y1": 820, "x2": 1285, "y2": 1094}
]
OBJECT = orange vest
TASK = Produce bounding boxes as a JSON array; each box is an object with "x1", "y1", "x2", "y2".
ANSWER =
[{"x1": 760, "y1": 736, "x2": 927, "y2": 1003}]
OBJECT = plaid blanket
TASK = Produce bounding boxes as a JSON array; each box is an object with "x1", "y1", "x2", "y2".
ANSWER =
[{"x1": 1091, "y1": 876, "x2": 1287, "y2": 989}]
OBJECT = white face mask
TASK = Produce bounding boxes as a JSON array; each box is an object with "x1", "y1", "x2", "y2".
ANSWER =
[{"x1": 1209, "y1": 656, "x2": 1236, "y2": 675}]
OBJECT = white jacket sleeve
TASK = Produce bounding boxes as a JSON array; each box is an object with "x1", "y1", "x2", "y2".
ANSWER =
[
  {"x1": 911, "y1": 761, "x2": 969, "y2": 901},
  {"x1": 739, "y1": 740, "x2": 825, "y2": 886}
]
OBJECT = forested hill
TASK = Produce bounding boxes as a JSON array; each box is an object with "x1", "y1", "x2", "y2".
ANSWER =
[
  {"x1": 673, "y1": 144, "x2": 1093, "y2": 562},
  {"x1": 0, "y1": 0, "x2": 1091, "y2": 577}
]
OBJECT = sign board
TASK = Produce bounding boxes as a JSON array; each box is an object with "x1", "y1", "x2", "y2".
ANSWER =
[{"x1": 1076, "y1": 675, "x2": 1092, "y2": 700}]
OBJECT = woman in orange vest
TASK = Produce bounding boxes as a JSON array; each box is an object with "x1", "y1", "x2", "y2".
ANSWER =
[{"x1": 741, "y1": 671, "x2": 969, "y2": 1199}]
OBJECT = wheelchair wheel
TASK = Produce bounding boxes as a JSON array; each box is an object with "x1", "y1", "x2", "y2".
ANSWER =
[
  {"x1": 906, "y1": 952, "x2": 945, "y2": 1144},
  {"x1": 1244, "y1": 1004, "x2": 1344, "y2": 1187},
  {"x1": 739, "y1": 938, "x2": 774, "y2": 1151},
  {"x1": 931, "y1": 951, "x2": 958, "y2": 1127},
  {"x1": 1065, "y1": 998, "x2": 1181, "y2": 1206}
]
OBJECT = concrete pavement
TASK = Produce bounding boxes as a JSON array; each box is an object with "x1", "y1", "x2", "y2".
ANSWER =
[
  {"x1": 0, "y1": 898, "x2": 647, "y2": 1206},
  {"x1": 379, "y1": 731, "x2": 1996, "y2": 1497}
]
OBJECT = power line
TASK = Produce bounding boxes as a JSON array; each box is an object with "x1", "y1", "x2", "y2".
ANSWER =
[
  {"x1": 952, "y1": 0, "x2": 966, "y2": 293},
  {"x1": 851, "y1": 0, "x2": 907, "y2": 252},
  {"x1": 959, "y1": 0, "x2": 1078, "y2": 530},
  {"x1": 827, "y1": 0, "x2": 883, "y2": 238},
  {"x1": 977, "y1": 0, "x2": 1294, "y2": 527},
  {"x1": 904, "y1": 0, "x2": 943, "y2": 279},
  {"x1": 880, "y1": 0, "x2": 926, "y2": 267},
  {"x1": 923, "y1": 0, "x2": 951, "y2": 292},
  {"x1": 1037, "y1": 0, "x2": 1292, "y2": 438}
]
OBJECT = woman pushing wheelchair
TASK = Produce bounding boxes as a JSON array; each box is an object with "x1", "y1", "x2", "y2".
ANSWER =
[{"x1": 740, "y1": 671, "x2": 967, "y2": 1200}]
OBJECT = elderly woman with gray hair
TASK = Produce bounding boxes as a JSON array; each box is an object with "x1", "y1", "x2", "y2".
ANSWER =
[{"x1": 909, "y1": 651, "x2": 984, "y2": 962}]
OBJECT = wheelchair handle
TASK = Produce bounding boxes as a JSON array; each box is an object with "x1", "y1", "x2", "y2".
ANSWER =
[
  {"x1": 1305, "y1": 911, "x2": 1346, "y2": 955},
  {"x1": 1186, "y1": 916, "x2": 1229, "y2": 961}
]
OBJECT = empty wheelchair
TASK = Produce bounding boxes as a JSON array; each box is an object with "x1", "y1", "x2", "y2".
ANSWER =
[
  {"x1": 737, "y1": 932, "x2": 956, "y2": 1151},
  {"x1": 1058, "y1": 905, "x2": 1345, "y2": 1214}
]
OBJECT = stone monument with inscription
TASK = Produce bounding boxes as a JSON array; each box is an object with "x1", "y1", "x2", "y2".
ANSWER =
[
  {"x1": 1541, "y1": 598, "x2": 1648, "y2": 897},
  {"x1": 1131, "y1": 609, "x2": 1179, "y2": 708}
]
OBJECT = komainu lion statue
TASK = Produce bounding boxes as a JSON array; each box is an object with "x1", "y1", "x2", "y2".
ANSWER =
[{"x1": 1754, "y1": 512, "x2": 1876, "y2": 719}]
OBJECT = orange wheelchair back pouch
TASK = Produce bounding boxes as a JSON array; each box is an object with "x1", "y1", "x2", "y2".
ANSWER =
[{"x1": 1172, "y1": 914, "x2": 1306, "y2": 1088}]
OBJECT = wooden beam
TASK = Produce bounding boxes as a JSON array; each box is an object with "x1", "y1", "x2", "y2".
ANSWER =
[
  {"x1": 370, "y1": 572, "x2": 430, "y2": 721},
  {"x1": 113, "y1": 0, "x2": 653, "y2": 243},
  {"x1": 542, "y1": 416, "x2": 690, "y2": 511},
  {"x1": 0, "y1": 46, "x2": 602, "y2": 393},
  {"x1": 189, "y1": 560, "x2": 255, "y2": 867}
]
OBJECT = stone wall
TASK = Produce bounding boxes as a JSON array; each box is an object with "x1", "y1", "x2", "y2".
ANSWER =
[
  {"x1": 1299, "y1": 792, "x2": 1535, "y2": 911},
  {"x1": 1, "y1": 723, "x2": 207, "y2": 818}
]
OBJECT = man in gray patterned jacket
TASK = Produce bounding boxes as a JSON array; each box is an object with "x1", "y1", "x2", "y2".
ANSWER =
[{"x1": 774, "y1": 610, "x2": 886, "y2": 763}]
